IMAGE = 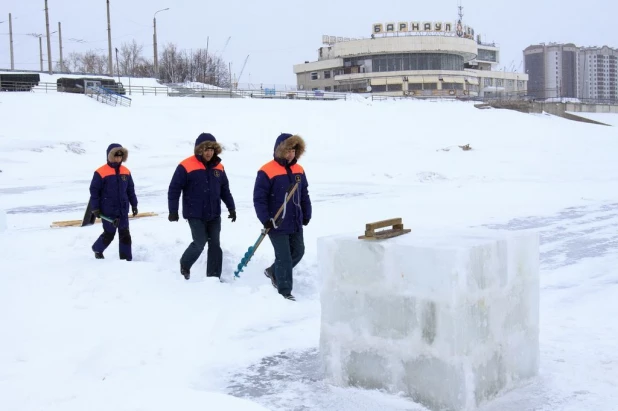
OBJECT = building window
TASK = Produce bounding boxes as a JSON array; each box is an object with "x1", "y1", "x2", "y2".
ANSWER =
[
  {"x1": 346, "y1": 53, "x2": 465, "y2": 73},
  {"x1": 324, "y1": 86, "x2": 331, "y2": 92},
  {"x1": 478, "y1": 49, "x2": 497, "y2": 62},
  {"x1": 442, "y1": 82, "x2": 463, "y2": 90},
  {"x1": 324, "y1": 70, "x2": 331, "y2": 79},
  {"x1": 484, "y1": 78, "x2": 492, "y2": 86},
  {"x1": 311, "y1": 72, "x2": 318, "y2": 80}
]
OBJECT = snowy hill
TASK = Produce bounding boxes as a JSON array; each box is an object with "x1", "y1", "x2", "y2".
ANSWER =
[{"x1": 1, "y1": 91, "x2": 617, "y2": 410}]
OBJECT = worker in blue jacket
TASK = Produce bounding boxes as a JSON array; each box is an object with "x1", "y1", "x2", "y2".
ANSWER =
[
  {"x1": 90, "y1": 143, "x2": 138, "y2": 260},
  {"x1": 168, "y1": 133, "x2": 236, "y2": 280},
  {"x1": 253, "y1": 133, "x2": 312, "y2": 301}
]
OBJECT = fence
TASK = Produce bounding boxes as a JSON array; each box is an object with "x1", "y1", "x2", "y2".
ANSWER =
[
  {"x1": 0, "y1": 81, "x2": 348, "y2": 101},
  {"x1": 85, "y1": 85, "x2": 132, "y2": 107},
  {"x1": 4, "y1": 79, "x2": 616, "y2": 107}
]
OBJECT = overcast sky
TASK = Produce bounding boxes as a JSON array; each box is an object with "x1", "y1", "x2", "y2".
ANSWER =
[{"x1": 0, "y1": 0, "x2": 614, "y2": 86}]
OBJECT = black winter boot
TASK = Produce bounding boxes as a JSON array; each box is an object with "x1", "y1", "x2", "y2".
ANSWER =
[
  {"x1": 180, "y1": 264, "x2": 190, "y2": 280},
  {"x1": 94, "y1": 251, "x2": 104, "y2": 259},
  {"x1": 264, "y1": 267, "x2": 277, "y2": 290},
  {"x1": 282, "y1": 293, "x2": 296, "y2": 301}
]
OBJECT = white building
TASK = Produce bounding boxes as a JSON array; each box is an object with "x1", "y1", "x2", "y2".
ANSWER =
[
  {"x1": 524, "y1": 43, "x2": 618, "y2": 102},
  {"x1": 293, "y1": 20, "x2": 527, "y2": 98}
]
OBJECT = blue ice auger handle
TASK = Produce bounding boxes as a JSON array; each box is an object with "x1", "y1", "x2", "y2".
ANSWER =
[
  {"x1": 234, "y1": 182, "x2": 299, "y2": 278},
  {"x1": 234, "y1": 232, "x2": 266, "y2": 278}
]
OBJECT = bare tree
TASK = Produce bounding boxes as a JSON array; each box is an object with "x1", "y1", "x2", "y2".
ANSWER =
[
  {"x1": 118, "y1": 40, "x2": 144, "y2": 76},
  {"x1": 159, "y1": 43, "x2": 181, "y2": 83},
  {"x1": 57, "y1": 40, "x2": 231, "y2": 82},
  {"x1": 61, "y1": 52, "x2": 82, "y2": 73},
  {"x1": 133, "y1": 61, "x2": 154, "y2": 78}
]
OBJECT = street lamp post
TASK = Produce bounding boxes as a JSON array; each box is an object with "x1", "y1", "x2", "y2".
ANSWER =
[{"x1": 153, "y1": 8, "x2": 169, "y2": 78}]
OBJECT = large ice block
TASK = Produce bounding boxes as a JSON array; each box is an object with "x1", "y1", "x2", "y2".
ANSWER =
[{"x1": 318, "y1": 228, "x2": 539, "y2": 411}]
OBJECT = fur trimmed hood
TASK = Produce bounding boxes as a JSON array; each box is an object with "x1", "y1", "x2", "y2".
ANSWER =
[
  {"x1": 194, "y1": 132, "x2": 222, "y2": 156},
  {"x1": 274, "y1": 133, "x2": 305, "y2": 161},
  {"x1": 106, "y1": 143, "x2": 128, "y2": 164}
]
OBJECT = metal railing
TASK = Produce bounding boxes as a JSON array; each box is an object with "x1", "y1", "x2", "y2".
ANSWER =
[
  {"x1": 0, "y1": 81, "x2": 349, "y2": 101},
  {"x1": 85, "y1": 85, "x2": 132, "y2": 107}
]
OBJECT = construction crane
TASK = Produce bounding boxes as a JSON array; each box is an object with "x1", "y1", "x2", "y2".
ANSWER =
[
  {"x1": 237, "y1": 54, "x2": 250, "y2": 84},
  {"x1": 217, "y1": 36, "x2": 231, "y2": 57}
]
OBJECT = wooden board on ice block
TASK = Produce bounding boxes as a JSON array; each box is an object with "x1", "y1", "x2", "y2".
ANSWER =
[{"x1": 358, "y1": 217, "x2": 411, "y2": 240}]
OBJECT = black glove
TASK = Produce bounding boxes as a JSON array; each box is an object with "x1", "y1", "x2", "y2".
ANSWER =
[
  {"x1": 92, "y1": 209, "x2": 101, "y2": 218},
  {"x1": 228, "y1": 210, "x2": 236, "y2": 223},
  {"x1": 263, "y1": 219, "x2": 274, "y2": 230},
  {"x1": 303, "y1": 218, "x2": 310, "y2": 226},
  {"x1": 168, "y1": 211, "x2": 179, "y2": 222},
  {"x1": 132, "y1": 207, "x2": 138, "y2": 217}
]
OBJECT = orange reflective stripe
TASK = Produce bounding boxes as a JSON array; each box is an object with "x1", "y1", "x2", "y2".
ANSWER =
[
  {"x1": 96, "y1": 164, "x2": 115, "y2": 178},
  {"x1": 290, "y1": 164, "x2": 304, "y2": 174},
  {"x1": 260, "y1": 160, "x2": 285, "y2": 179},
  {"x1": 214, "y1": 163, "x2": 224, "y2": 171},
  {"x1": 180, "y1": 156, "x2": 205, "y2": 173},
  {"x1": 259, "y1": 160, "x2": 304, "y2": 179},
  {"x1": 96, "y1": 164, "x2": 131, "y2": 178}
]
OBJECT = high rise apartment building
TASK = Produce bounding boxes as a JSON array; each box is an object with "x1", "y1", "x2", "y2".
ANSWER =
[{"x1": 524, "y1": 43, "x2": 618, "y2": 102}]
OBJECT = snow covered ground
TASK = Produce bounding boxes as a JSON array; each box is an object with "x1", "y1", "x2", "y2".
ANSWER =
[{"x1": 0, "y1": 90, "x2": 617, "y2": 411}]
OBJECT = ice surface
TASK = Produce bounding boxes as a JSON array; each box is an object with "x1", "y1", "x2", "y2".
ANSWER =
[
  {"x1": 318, "y1": 228, "x2": 540, "y2": 411},
  {"x1": 0, "y1": 209, "x2": 6, "y2": 233}
]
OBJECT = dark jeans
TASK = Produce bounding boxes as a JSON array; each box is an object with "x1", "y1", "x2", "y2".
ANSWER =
[
  {"x1": 268, "y1": 231, "x2": 305, "y2": 295},
  {"x1": 180, "y1": 217, "x2": 222, "y2": 277}
]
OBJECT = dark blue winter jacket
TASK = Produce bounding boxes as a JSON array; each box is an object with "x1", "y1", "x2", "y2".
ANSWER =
[
  {"x1": 168, "y1": 151, "x2": 235, "y2": 221},
  {"x1": 253, "y1": 133, "x2": 312, "y2": 235},
  {"x1": 89, "y1": 143, "x2": 138, "y2": 218}
]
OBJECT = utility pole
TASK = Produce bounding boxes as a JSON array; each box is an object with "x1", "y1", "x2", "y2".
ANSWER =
[
  {"x1": 39, "y1": 36, "x2": 43, "y2": 72},
  {"x1": 44, "y1": 0, "x2": 53, "y2": 73},
  {"x1": 153, "y1": 18, "x2": 158, "y2": 77},
  {"x1": 106, "y1": 0, "x2": 113, "y2": 75},
  {"x1": 9, "y1": 13, "x2": 15, "y2": 70},
  {"x1": 58, "y1": 22, "x2": 63, "y2": 71},
  {"x1": 115, "y1": 47, "x2": 120, "y2": 83}
]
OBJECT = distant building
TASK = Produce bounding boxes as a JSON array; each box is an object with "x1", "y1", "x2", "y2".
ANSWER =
[
  {"x1": 293, "y1": 19, "x2": 527, "y2": 98},
  {"x1": 524, "y1": 43, "x2": 618, "y2": 102},
  {"x1": 579, "y1": 46, "x2": 618, "y2": 102}
]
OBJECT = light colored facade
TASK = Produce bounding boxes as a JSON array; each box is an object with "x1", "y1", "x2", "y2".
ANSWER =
[
  {"x1": 293, "y1": 21, "x2": 527, "y2": 98},
  {"x1": 579, "y1": 46, "x2": 618, "y2": 102},
  {"x1": 524, "y1": 43, "x2": 618, "y2": 102}
]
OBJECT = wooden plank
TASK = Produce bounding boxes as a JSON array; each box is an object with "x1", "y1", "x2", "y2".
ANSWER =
[
  {"x1": 366, "y1": 218, "x2": 402, "y2": 231},
  {"x1": 51, "y1": 212, "x2": 158, "y2": 228},
  {"x1": 358, "y1": 228, "x2": 411, "y2": 240}
]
